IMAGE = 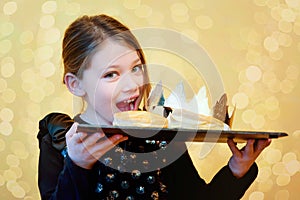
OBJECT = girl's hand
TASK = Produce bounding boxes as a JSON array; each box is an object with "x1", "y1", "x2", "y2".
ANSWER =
[
  {"x1": 227, "y1": 138, "x2": 271, "y2": 178},
  {"x1": 65, "y1": 123, "x2": 128, "y2": 169}
]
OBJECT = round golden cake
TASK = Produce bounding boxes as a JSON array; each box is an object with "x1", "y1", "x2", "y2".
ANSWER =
[{"x1": 113, "y1": 111, "x2": 168, "y2": 128}]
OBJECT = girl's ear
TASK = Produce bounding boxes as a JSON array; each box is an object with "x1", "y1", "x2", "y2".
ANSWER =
[{"x1": 64, "y1": 73, "x2": 86, "y2": 97}]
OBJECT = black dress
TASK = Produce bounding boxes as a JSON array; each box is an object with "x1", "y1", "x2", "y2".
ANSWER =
[{"x1": 37, "y1": 112, "x2": 258, "y2": 200}]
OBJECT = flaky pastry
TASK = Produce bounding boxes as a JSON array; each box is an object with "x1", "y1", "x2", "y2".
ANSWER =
[{"x1": 113, "y1": 111, "x2": 168, "y2": 128}]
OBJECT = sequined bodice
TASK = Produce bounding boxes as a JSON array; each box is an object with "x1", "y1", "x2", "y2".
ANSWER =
[
  {"x1": 72, "y1": 115, "x2": 170, "y2": 199},
  {"x1": 93, "y1": 142, "x2": 169, "y2": 200}
]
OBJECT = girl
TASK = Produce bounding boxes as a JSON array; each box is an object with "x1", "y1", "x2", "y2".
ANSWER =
[{"x1": 37, "y1": 14, "x2": 271, "y2": 200}]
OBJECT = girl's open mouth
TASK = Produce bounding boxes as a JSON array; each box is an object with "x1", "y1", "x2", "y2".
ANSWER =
[{"x1": 116, "y1": 97, "x2": 139, "y2": 112}]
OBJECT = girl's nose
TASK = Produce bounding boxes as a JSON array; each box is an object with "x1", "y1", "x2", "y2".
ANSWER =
[{"x1": 120, "y1": 72, "x2": 141, "y2": 93}]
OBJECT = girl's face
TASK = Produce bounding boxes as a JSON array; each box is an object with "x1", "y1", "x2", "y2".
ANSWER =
[{"x1": 79, "y1": 40, "x2": 145, "y2": 125}]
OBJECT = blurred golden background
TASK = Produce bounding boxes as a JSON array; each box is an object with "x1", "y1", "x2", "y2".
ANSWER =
[{"x1": 0, "y1": 0, "x2": 299, "y2": 199}]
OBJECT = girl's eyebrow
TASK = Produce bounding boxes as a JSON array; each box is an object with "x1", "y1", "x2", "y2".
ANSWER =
[{"x1": 132, "y1": 58, "x2": 142, "y2": 65}]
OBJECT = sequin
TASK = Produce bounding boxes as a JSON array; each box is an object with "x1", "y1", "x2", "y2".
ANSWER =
[
  {"x1": 61, "y1": 147, "x2": 68, "y2": 158},
  {"x1": 103, "y1": 157, "x2": 112, "y2": 166},
  {"x1": 106, "y1": 173, "x2": 116, "y2": 183},
  {"x1": 109, "y1": 190, "x2": 119, "y2": 198},
  {"x1": 131, "y1": 169, "x2": 141, "y2": 179},
  {"x1": 125, "y1": 196, "x2": 134, "y2": 200},
  {"x1": 130, "y1": 154, "x2": 137, "y2": 159},
  {"x1": 95, "y1": 182, "x2": 103, "y2": 193},
  {"x1": 151, "y1": 191, "x2": 159, "y2": 200},
  {"x1": 136, "y1": 186, "x2": 145, "y2": 194},
  {"x1": 147, "y1": 175, "x2": 156, "y2": 184},
  {"x1": 121, "y1": 180, "x2": 130, "y2": 189},
  {"x1": 159, "y1": 141, "x2": 167, "y2": 149},
  {"x1": 120, "y1": 154, "x2": 128, "y2": 163},
  {"x1": 160, "y1": 182, "x2": 167, "y2": 193},
  {"x1": 115, "y1": 147, "x2": 123, "y2": 153},
  {"x1": 143, "y1": 160, "x2": 149, "y2": 166},
  {"x1": 143, "y1": 160, "x2": 149, "y2": 169},
  {"x1": 157, "y1": 169, "x2": 161, "y2": 176},
  {"x1": 145, "y1": 139, "x2": 156, "y2": 144}
]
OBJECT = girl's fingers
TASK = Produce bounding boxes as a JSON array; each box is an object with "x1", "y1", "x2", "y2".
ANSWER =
[
  {"x1": 66, "y1": 122, "x2": 95, "y2": 145},
  {"x1": 87, "y1": 135, "x2": 128, "y2": 159},
  {"x1": 244, "y1": 139, "x2": 255, "y2": 155},
  {"x1": 255, "y1": 139, "x2": 272, "y2": 153},
  {"x1": 79, "y1": 132, "x2": 105, "y2": 144},
  {"x1": 66, "y1": 122, "x2": 78, "y2": 139},
  {"x1": 112, "y1": 135, "x2": 128, "y2": 145},
  {"x1": 227, "y1": 139, "x2": 242, "y2": 157},
  {"x1": 103, "y1": 134, "x2": 128, "y2": 148},
  {"x1": 82, "y1": 134, "x2": 128, "y2": 152}
]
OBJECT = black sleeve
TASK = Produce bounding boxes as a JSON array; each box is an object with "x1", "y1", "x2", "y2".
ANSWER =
[
  {"x1": 38, "y1": 133, "x2": 64, "y2": 199},
  {"x1": 164, "y1": 151, "x2": 258, "y2": 200},
  {"x1": 37, "y1": 113, "x2": 98, "y2": 200}
]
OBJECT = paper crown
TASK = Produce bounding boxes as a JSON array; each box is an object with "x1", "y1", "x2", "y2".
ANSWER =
[{"x1": 147, "y1": 81, "x2": 235, "y2": 128}]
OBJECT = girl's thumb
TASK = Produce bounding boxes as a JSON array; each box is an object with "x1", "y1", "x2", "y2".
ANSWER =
[{"x1": 66, "y1": 122, "x2": 78, "y2": 139}]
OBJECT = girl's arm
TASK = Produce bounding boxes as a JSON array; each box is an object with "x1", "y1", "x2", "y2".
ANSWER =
[
  {"x1": 227, "y1": 138, "x2": 271, "y2": 178},
  {"x1": 65, "y1": 123, "x2": 128, "y2": 170},
  {"x1": 37, "y1": 113, "x2": 128, "y2": 200},
  {"x1": 37, "y1": 113, "x2": 97, "y2": 200},
  {"x1": 164, "y1": 149, "x2": 259, "y2": 200},
  {"x1": 38, "y1": 134, "x2": 97, "y2": 200}
]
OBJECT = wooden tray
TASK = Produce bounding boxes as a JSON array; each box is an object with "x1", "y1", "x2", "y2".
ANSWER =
[{"x1": 76, "y1": 124, "x2": 288, "y2": 143}]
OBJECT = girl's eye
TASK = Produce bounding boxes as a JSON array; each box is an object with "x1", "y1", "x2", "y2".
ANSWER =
[
  {"x1": 103, "y1": 72, "x2": 118, "y2": 79},
  {"x1": 132, "y1": 64, "x2": 144, "y2": 74}
]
